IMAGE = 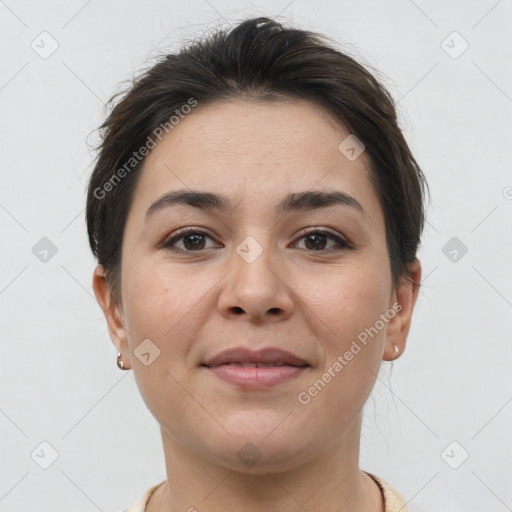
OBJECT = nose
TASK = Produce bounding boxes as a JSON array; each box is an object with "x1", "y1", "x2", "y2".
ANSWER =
[{"x1": 217, "y1": 237, "x2": 294, "y2": 323}]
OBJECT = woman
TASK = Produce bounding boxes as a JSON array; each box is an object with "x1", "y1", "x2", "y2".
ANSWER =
[{"x1": 86, "y1": 16, "x2": 428, "y2": 512}]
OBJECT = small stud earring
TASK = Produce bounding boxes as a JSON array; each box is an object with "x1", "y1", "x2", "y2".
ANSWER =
[
  {"x1": 393, "y1": 344, "x2": 399, "y2": 356},
  {"x1": 117, "y1": 351, "x2": 127, "y2": 370}
]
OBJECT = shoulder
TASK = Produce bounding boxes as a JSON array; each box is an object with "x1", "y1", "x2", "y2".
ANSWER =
[
  {"x1": 121, "y1": 481, "x2": 166, "y2": 512},
  {"x1": 364, "y1": 472, "x2": 408, "y2": 512}
]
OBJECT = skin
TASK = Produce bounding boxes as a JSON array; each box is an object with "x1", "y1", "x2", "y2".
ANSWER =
[{"x1": 93, "y1": 98, "x2": 421, "y2": 512}]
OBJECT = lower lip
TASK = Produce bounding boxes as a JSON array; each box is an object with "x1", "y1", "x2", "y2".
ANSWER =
[{"x1": 205, "y1": 364, "x2": 308, "y2": 388}]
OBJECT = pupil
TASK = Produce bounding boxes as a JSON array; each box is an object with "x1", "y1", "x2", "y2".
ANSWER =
[
  {"x1": 184, "y1": 234, "x2": 204, "y2": 250},
  {"x1": 306, "y1": 234, "x2": 326, "y2": 250}
]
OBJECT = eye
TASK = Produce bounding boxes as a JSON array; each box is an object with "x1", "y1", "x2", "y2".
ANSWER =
[
  {"x1": 160, "y1": 227, "x2": 352, "y2": 253},
  {"x1": 292, "y1": 228, "x2": 352, "y2": 252},
  {"x1": 161, "y1": 228, "x2": 219, "y2": 252}
]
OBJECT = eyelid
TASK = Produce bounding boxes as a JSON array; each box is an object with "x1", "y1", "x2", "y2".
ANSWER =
[
  {"x1": 160, "y1": 226, "x2": 218, "y2": 249},
  {"x1": 295, "y1": 226, "x2": 348, "y2": 240}
]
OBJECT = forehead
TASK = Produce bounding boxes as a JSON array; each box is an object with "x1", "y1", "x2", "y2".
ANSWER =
[{"x1": 127, "y1": 98, "x2": 383, "y2": 225}]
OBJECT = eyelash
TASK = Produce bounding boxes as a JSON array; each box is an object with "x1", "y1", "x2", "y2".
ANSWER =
[{"x1": 160, "y1": 227, "x2": 353, "y2": 253}]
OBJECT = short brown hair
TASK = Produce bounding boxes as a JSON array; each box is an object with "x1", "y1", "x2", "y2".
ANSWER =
[{"x1": 86, "y1": 16, "x2": 429, "y2": 305}]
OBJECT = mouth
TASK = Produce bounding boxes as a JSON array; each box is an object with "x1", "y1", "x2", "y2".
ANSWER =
[
  {"x1": 213, "y1": 362, "x2": 305, "y2": 367},
  {"x1": 201, "y1": 347, "x2": 310, "y2": 389}
]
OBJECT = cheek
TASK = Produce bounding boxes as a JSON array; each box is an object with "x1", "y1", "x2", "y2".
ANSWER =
[
  {"x1": 120, "y1": 264, "x2": 210, "y2": 421},
  {"x1": 299, "y1": 258, "x2": 389, "y2": 402},
  {"x1": 295, "y1": 270, "x2": 387, "y2": 420},
  {"x1": 121, "y1": 262, "x2": 216, "y2": 361},
  {"x1": 123, "y1": 259, "x2": 188, "y2": 324},
  {"x1": 302, "y1": 260, "x2": 389, "y2": 337},
  {"x1": 329, "y1": 266, "x2": 389, "y2": 386}
]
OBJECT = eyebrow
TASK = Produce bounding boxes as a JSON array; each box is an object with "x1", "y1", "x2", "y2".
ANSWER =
[{"x1": 145, "y1": 189, "x2": 365, "y2": 221}]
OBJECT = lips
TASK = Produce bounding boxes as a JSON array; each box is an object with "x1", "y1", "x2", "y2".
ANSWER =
[
  {"x1": 201, "y1": 347, "x2": 309, "y2": 368},
  {"x1": 201, "y1": 347, "x2": 310, "y2": 389}
]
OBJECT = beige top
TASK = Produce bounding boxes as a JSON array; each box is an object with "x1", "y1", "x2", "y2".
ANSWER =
[{"x1": 122, "y1": 471, "x2": 407, "y2": 511}]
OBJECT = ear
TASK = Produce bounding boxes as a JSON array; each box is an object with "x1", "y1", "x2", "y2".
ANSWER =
[
  {"x1": 92, "y1": 265, "x2": 131, "y2": 369},
  {"x1": 383, "y1": 258, "x2": 422, "y2": 361}
]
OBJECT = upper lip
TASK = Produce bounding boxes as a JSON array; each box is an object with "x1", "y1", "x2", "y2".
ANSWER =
[{"x1": 202, "y1": 347, "x2": 309, "y2": 367}]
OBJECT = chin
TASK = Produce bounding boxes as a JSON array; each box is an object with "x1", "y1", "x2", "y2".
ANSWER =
[
  {"x1": 198, "y1": 424, "x2": 312, "y2": 474},
  {"x1": 208, "y1": 441, "x2": 309, "y2": 475}
]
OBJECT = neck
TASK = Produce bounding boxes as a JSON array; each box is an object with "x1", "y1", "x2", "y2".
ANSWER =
[{"x1": 148, "y1": 413, "x2": 383, "y2": 512}]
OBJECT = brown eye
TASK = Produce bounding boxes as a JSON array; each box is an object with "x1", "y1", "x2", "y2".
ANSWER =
[
  {"x1": 294, "y1": 229, "x2": 351, "y2": 252},
  {"x1": 162, "y1": 229, "x2": 218, "y2": 252}
]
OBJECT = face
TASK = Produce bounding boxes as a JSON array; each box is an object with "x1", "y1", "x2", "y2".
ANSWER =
[{"x1": 94, "y1": 98, "x2": 420, "y2": 473}]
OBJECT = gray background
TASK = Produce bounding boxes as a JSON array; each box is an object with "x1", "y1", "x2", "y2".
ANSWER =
[{"x1": 1, "y1": 1, "x2": 511, "y2": 510}]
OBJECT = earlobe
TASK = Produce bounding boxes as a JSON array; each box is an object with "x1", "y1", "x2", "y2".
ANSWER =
[
  {"x1": 92, "y1": 265, "x2": 131, "y2": 368},
  {"x1": 383, "y1": 258, "x2": 422, "y2": 361}
]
